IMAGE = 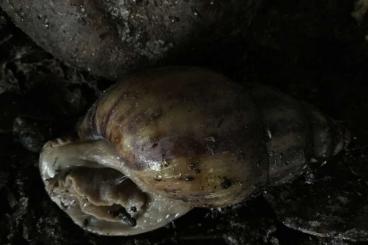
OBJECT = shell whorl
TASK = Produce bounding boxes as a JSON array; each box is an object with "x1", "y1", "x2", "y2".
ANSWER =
[
  {"x1": 79, "y1": 67, "x2": 270, "y2": 207},
  {"x1": 78, "y1": 67, "x2": 349, "y2": 207}
]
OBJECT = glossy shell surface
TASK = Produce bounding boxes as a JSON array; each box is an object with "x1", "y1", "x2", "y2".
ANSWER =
[{"x1": 79, "y1": 67, "x2": 270, "y2": 207}]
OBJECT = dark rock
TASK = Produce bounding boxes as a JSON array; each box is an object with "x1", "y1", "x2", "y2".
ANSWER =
[
  {"x1": 264, "y1": 158, "x2": 368, "y2": 242},
  {"x1": 25, "y1": 78, "x2": 89, "y2": 119},
  {"x1": 12, "y1": 116, "x2": 48, "y2": 152},
  {"x1": 0, "y1": 171, "x2": 8, "y2": 190},
  {"x1": 0, "y1": 93, "x2": 21, "y2": 133},
  {"x1": 172, "y1": 197, "x2": 278, "y2": 245},
  {"x1": 344, "y1": 137, "x2": 368, "y2": 182},
  {"x1": 0, "y1": 0, "x2": 261, "y2": 79}
]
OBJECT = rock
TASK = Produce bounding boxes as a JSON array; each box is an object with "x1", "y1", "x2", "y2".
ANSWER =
[
  {"x1": 12, "y1": 116, "x2": 48, "y2": 152},
  {"x1": 0, "y1": 0, "x2": 261, "y2": 79},
  {"x1": 172, "y1": 197, "x2": 279, "y2": 245},
  {"x1": 264, "y1": 158, "x2": 368, "y2": 242},
  {"x1": 344, "y1": 137, "x2": 368, "y2": 182},
  {"x1": 352, "y1": 0, "x2": 368, "y2": 22},
  {"x1": 0, "y1": 10, "x2": 66, "y2": 95},
  {"x1": 25, "y1": 78, "x2": 89, "y2": 118}
]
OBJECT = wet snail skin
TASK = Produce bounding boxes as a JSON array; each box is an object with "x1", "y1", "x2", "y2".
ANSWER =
[{"x1": 39, "y1": 67, "x2": 349, "y2": 236}]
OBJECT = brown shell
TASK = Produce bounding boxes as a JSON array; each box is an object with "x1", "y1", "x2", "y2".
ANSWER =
[
  {"x1": 79, "y1": 67, "x2": 270, "y2": 207},
  {"x1": 78, "y1": 67, "x2": 349, "y2": 207}
]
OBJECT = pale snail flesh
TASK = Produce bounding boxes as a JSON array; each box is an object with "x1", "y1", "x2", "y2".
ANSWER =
[{"x1": 39, "y1": 67, "x2": 349, "y2": 236}]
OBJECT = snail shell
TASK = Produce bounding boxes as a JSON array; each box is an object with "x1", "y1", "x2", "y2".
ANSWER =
[{"x1": 39, "y1": 67, "x2": 349, "y2": 236}]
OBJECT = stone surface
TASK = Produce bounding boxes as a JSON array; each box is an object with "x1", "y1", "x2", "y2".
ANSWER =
[
  {"x1": 264, "y1": 159, "x2": 368, "y2": 242},
  {"x1": 0, "y1": 0, "x2": 261, "y2": 79}
]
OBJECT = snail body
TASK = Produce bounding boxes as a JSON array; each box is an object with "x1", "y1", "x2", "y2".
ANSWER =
[{"x1": 39, "y1": 67, "x2": 349, "y2": 236}]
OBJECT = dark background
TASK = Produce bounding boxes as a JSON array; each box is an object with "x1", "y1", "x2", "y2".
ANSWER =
[{"x1": 0, "y1": 0, "x2": 368, "y2": 244}]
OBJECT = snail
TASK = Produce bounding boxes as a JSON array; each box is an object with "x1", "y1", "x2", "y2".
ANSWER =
[
  {"x1": 0, "y1": 0, "x2": 260, "y2": 79},
  {"x1": 39, "y1": 67, "x2": 349, "y2": 236}
]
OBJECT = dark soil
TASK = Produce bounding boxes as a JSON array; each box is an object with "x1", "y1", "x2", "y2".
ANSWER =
[{"x1": 1, "y1": 0, "x2": 368, "y2": 244}]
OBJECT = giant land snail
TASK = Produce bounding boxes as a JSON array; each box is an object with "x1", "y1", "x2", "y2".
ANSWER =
[{"x1": 39, "y1": 67, "x2": 350, "y2": 236}]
